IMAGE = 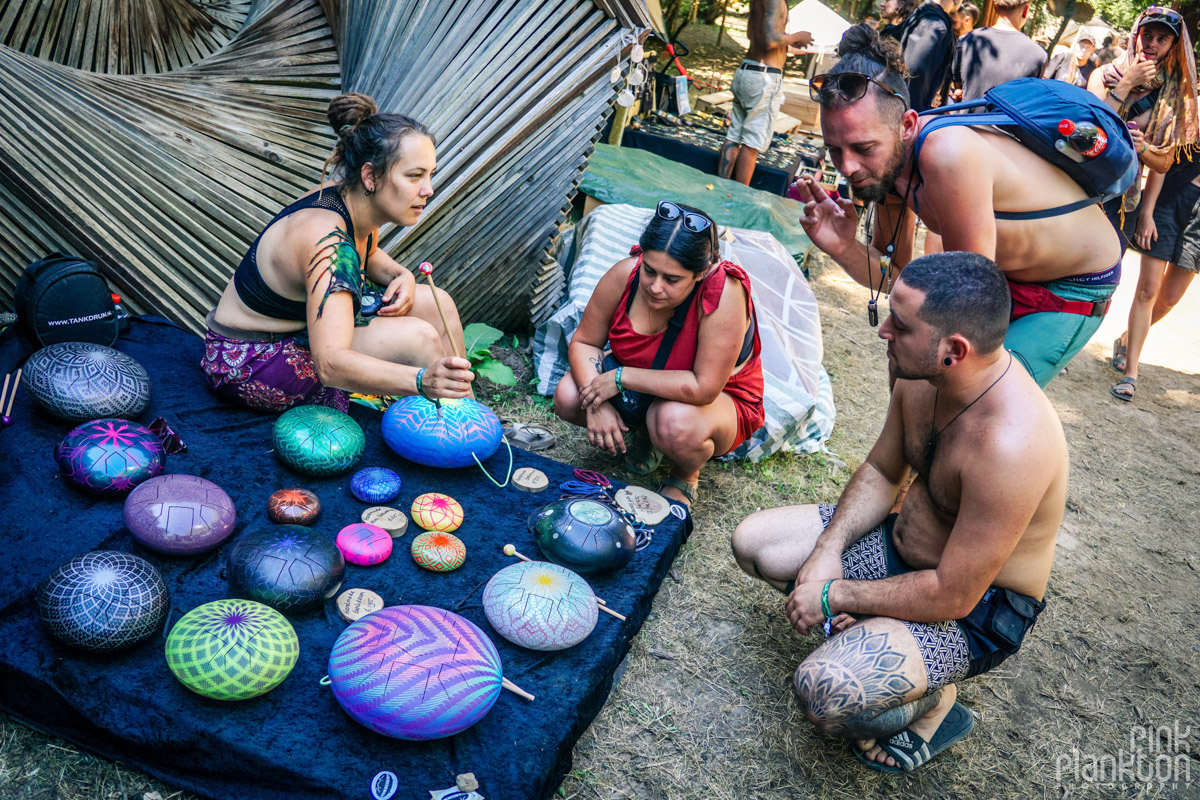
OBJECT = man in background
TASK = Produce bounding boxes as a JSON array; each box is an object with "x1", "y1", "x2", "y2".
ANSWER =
[
  {"x1": 1044, "y1": 30, "x2": 1097, "y2": 88},
  {"x1": 952, "y1": 1, "x2": 978, "y2": 38},
  {"x1": 719, "y1": 0, "x2": 814, "y2": 185},
  {"x1": 896, "y1": 0, "x2": 961, "y2": 110},
  {"x1": 951, "y1": 0, "x2": 1046, "y2": 102}
]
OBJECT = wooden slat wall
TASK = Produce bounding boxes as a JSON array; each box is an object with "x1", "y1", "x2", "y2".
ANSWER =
[{"x1": 0, "y1": 0, "x2": 640, "y2": 333}]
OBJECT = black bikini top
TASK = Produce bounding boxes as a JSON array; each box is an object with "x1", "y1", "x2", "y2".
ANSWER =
[{"x1": 233, "y1": 188, "x2": 373, "y2": 321}]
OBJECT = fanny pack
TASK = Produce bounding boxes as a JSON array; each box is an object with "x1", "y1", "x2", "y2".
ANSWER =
[{"x1": 1008, "y1": 280, "x2": 1111, "y2": 320}]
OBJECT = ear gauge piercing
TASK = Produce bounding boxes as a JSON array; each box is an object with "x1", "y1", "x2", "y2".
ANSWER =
[{"x1": 944, "y1": 357, "x2": 953, "y2": 366}]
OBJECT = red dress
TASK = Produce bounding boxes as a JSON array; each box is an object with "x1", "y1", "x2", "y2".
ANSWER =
[{"x1": 607, "y1": 247, "x2": 765, "y2": 452}]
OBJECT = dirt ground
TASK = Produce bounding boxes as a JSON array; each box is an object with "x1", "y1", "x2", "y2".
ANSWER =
[{"x1": 4, "y1": 16, "x2": 1199, "y2": 800}]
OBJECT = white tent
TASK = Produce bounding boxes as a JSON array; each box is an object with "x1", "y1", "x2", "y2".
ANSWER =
[{"x1": 787, "y1": 0, "x2": 853, "y2": 56}]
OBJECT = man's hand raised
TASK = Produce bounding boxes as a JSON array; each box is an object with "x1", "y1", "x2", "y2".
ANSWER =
[{"x1": 791, "y1": 175, "x2": 859, "y2": 257}]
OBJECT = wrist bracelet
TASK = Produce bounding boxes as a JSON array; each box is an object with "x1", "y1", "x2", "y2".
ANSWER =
[
  {"x1": 821, "y1": 579, "x2": 834, "y2": 619},
  {"x1": 614, "y1": 366, "x2": 624, "y2": 394},
  {"x1": 415, "y1": 367, "x2": 428, "y2": 399},
  {"x1": 1138, "y1": 141, "x2": 1148, "y2": 155}
]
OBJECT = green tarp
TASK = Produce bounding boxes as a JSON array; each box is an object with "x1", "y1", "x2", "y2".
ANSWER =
[{"x1": 580, "y1": 143, "x2": 813, "y2": 259}]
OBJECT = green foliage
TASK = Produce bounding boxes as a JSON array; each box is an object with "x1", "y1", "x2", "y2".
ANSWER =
[
  {"x1": 461, "y1": 322, "x2": 516, "y2": 386},
  {"x1": 1085, "y1": 0, "x2": 1141, "y2": 29}
]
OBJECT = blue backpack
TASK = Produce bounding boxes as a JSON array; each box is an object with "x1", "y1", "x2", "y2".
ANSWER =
[{"x1": 914, "y1": 77, "x2": 1139, "y2": 220}]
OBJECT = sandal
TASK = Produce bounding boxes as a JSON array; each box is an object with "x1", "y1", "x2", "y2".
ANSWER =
[
  {"x1": 501, "y1": 420, "x2": 557, "y2": 451},
  {"x1": 1111, "y1": 337, "x2": 1127, "y2": 373},
  {"x1": 853, "y1": 701, "x2": 975, "y2": 773},
  {"x1": 658, "y1": 476, "x2": 698, "y2": 507},
  {"x1": 1111, "y1": 376, "x2": 1137, "y2": 402},
  {"x1": 623, "y1": 428, "x2": 663, "y2": 475}
]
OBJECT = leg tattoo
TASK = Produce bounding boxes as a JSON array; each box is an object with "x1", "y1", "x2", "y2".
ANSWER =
[{"x1": 835, "y1": 688, "x2": 944, "y2": 740}]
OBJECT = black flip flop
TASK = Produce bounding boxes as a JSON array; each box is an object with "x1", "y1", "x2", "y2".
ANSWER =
[
  {"x1": 1110, "y1": 376, "x2": 1137, "y2": 402},
  {"x1": 853, "y1": 701, "x2": 975, "y2": 773},
  {"x1": 502, "y1": 421, "x2": 557, "y2": 452}
]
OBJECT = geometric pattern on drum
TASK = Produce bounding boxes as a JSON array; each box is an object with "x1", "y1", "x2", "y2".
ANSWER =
[
  {"x1": 226, "y1": 525, "x2": 345, "y2": 612},
  {"x1": 165, "y1": 599, "x2": 299, "y2": 701},
  {"x1": 123, "y1": 474, "x2": 237, "y2": 555},
  {"x1": 482, "y1": 561, "x2": 598, "y2": 651},
  {"x1": 336, "y1": 522, "x2": 393, "y2": 566},
  {"x1": 272, "y1": 405, "x2": 365, "y2": 477},
  {"x1": 326, "y1": 605, "x2": 503, "y2": 740},
  {"x1": 37, "y1": 551, "x2": 169, "y2": 652},
  {"x1": 900, "y1": 619, "x2": 971, "y2": 692},
  {"x1": 350, "y1": 467, "x2": 402, "y2": 504},
  {"x1": 23, "y1": 342, "x2": 151, "y2": 422},
  {"x1": 410, "y1": 531, "x2": 467, "y2": 572},
  {"x1": 55, "y1": 418, "x2": 166, "y2": 495},
  {"x1": 410, "y1": 492, "x2": 464, "y2": 532},
  {"x1": 266, "y1": 487, "x2": 321, "y2": 526},
  {"x1": 380, "y1": 396, "x2": 502, "y2": 469}
]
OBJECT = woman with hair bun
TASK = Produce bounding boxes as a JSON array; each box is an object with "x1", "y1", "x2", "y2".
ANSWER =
[
  {"x1": 553, "y1": 202, "x2": 765, "y2": 508},
  {"x1": 202, "y1": 92, "x2": 473, "y2": 412}
]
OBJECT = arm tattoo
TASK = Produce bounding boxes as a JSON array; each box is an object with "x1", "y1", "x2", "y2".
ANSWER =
[
  {"x1": 794, "y1": 626, "x2": 917, "y2": 736},
  {"x1": 589, "y1": 355, "x2": 603, "y2": 375},
  {"x1": 306, "y1": 226, "x2": 362, "y2": 318}
]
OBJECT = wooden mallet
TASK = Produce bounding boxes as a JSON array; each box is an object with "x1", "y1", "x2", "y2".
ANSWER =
[
  {"x1": 503, "y1": 544, "x2": 627, "y2": 621},
  {"x1": 501, "y1": 677, "x2": 535, "y2": 701},
  {"x1": 417, "y1": 261, "x2": 464, "y2": 360},
  {"x1": 1, "y1": 368, "x2": 21, "y2": 427}
]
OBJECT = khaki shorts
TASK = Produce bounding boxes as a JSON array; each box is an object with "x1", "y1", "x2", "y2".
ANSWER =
[{"x1": 726, "y1": 64, "x2": 783, "y2": 152}]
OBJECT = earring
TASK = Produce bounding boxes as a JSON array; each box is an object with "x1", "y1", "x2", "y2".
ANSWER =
[
  {"x1": 364, "y1": 185, "x2": 375, "y2": 196},
  {"x1": 943, "y1": 357, "x2": 953, "y2": 366}
]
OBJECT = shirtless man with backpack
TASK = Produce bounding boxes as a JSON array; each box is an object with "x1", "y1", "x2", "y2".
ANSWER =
[{"x1": 792, "y1": 25, "x2": 1131, "y2": 386}]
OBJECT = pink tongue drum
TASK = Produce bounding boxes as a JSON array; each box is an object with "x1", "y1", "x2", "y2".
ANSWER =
[
  {"x1": 336, "y1": 522, "x2": 393, "y2": 566},
  {"x1": 324, "y1": 605, "x2": 531, "y2": 740}
]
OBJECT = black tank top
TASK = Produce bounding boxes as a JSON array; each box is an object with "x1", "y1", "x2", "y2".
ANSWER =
[{"x1": 233, "y1": 188, "x2": 372, "y2": 321}]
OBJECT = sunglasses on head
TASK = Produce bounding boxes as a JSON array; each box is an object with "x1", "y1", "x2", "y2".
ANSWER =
[
  {"x1": 656, "y1": 201, "x2": 717, "y2": 245},
  {"x1": 809, "y1": 72, "x2": 909, "y2": 108},
  {"x1": 1143, "y1": 5, "x2": 1182, "y2": 21}
]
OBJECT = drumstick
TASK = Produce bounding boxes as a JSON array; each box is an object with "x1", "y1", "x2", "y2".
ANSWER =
[
  {"x1": 0, "y1": 373, "x2": 10, "y2": 413},
  {"x1": 417, "y1": 262, "x2": 464, "y2": 360},
  {"x1": 501, "y1": 677, "x2": 535, "y2": 701},
  {"x1": 502, "y1": 544, "x2": 625, "y2": 620},
  {"x1": 4, "y1": 368, "x2": 19, "y2": 416}
]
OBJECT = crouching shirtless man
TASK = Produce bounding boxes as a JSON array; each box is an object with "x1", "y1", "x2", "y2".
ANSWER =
[{"x1": 732, "y1": 252, "x2": 1067, "y2": 772}]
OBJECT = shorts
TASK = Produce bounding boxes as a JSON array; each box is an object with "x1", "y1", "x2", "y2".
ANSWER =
[
  {"x1": 1005, "y1": 279, "x2": 1116, "y2": 388},
  {"x1": 786, "y1": 504, "x2": 1046, "y2": 690},
  {"x1": 726, "y1": 63, "x2": 784, "y2": 153},
  {"x1": 201, "y1": 312, "x2": 349, "y2": 413},
  {"x1": 1125, "y1": 182, "x2": 1200, "y2": 268}
]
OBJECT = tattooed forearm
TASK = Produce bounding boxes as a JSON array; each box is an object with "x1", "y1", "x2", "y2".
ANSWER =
[
  {"x1": 589, "y1": 355, "x2": 603, "y2": 375},
  {"x1": 793, "y1": 626, "x2": 917, "y2": 734}
]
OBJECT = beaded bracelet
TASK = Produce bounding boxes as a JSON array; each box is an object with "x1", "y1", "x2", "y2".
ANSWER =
[{"x1": 415, "y1": 367, "x2": 429, "y2": 399}]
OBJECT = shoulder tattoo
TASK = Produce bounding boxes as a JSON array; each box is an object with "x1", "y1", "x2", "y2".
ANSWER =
[{"x1": 307, "y1": 226, "x2": 362, "y2": 318}]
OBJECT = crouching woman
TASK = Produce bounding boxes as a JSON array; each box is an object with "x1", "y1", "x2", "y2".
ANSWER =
[{"x1": 554, "y1": 201, "x2": 764, "y2": 507}]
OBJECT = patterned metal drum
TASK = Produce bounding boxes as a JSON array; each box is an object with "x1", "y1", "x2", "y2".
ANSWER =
[
  {"x1": 38, "y1": 551, "x2": 168, "y2": 652},
  {"x1": 273, "y1": 406, "x2": 365, "y2": 477},
  {"x1": 410, "y1": 532, "x2": 466, "y2": 572},
  {"x1": 380, "y1": 396, "x2": 502, "y2": 468},
  {"x1": 350, "y1": 467, "x2": 402, "y2": 504},
  {"x1": 123, "y1": 474, "x2": 237, "y2": 555},
  {"x1": 327, "y1": 605, "x2": 502, "y2": 740},
  {"x1": 532, "y1": 499, "x2": 636, "y2": 576},
  {"x1": 483, "y1": 561, "x2": 598, "y2": 651},
  {"x1": 336, "y1": 522, "x2": 393, "y2": 566},
  {"x1": 23, "y1": 342, "x2": 150, "y2": 422},
  {"x1": 165, "y1": 599, "x2": 299, "y2": 701},
  {"x1": 266, "y1": 487, "x2": 321, "y2": 525},
  {"x1": 56, "y1": 418, "x2": 166, "y2": 496},
  {"x1": 410, "y1": 492, "x2": 464, "y2": 532},
  {"x1": 227, "y1": 526, "x2": 345, "y2": 612}
]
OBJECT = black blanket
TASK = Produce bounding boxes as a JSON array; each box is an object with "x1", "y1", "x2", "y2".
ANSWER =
[{"x1": 0, "y1": 318, "x2": 690, "y2": 800}]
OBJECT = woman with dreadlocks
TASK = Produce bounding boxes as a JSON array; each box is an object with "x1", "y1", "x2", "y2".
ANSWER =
[{"x1": 1086, "y1": 8, "x2": 1198, "y2": 402}]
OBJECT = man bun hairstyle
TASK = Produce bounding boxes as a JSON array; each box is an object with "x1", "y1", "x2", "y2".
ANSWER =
[
  {"x1": 321, "y1": 92, "x2": 435, "y2": 194},
  {"x1": 898, "y1": 252, "x2": 1011, "y2": 354},
  {"x1": 824, "y1": 24, "x2": 910, "y2": 116},
  {"x1": 638, "y1": 202, "x2": 719, "y2": 275}
]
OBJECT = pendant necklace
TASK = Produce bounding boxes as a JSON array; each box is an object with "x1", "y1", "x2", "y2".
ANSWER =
[{"x1": 924, "y1": 352, "x2": 1013, "y2": 465}]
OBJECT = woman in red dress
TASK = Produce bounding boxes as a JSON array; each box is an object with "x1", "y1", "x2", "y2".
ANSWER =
[{"x1": 554, "y1": 202, "x2": 765, "y2": 507}]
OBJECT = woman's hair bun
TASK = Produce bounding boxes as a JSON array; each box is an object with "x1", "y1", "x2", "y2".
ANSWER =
[
  {"x1": 327, "y1": 92, "x2": 379, "y2": 136},
  {"x1": 836, "y1": 23, "x2": 906, "y2": 75}
]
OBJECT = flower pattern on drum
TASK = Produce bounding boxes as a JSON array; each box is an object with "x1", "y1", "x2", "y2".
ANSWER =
[{"x1": 482, "y1": 561, "x2": 598, "y2": 651}]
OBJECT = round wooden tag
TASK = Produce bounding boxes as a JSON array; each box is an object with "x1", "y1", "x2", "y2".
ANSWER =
[
  {"x1": 336, "y1": 588, "x2": 384, "y2": 622},
  {"x1": 615, "y1": 485, "x2": 671, "y2": 525},
  {"x1": 362, "y1": 506, "x2": 408, "y2": 537},
  {"x1": 513, "y1": 467, "x2": 549, "y2": 493}
]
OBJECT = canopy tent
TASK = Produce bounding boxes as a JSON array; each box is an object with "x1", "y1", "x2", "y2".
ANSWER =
[{"x1": 787, "y1": 0, "x2": 852, "y2": 56}]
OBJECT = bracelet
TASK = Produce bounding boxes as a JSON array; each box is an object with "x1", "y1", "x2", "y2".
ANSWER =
[
  {"x1": 1110, "y1": 90, "x2": 1127, "y2": 105},
  {"x1": 821, "y1": 579, "x2": 834, "y2": 619},
  {"x1": 415, "y1": 367, "x2": 429, "y2": 399},
  {"x1": 614, "y1": 366, "x2": 624, "y2": 394},
  {"x1": 1138, "y1": 141, "x2": 1148, "y2": 155}
]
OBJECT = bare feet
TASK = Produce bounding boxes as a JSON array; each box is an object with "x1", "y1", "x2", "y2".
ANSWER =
[{"x1": 855, "y1": 684, "x2": 957, "y2": 769}]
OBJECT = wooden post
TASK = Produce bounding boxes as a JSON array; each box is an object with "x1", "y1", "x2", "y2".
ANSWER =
[{"x1": 716, "y1": 0, "x2": 730, "y2": 46}]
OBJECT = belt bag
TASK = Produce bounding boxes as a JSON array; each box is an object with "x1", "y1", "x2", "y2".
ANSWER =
[{"x1": 1007, "y1": 279, "x2": 1110, "y2": 320}]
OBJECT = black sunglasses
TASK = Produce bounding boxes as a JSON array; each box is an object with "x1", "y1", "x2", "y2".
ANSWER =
[
  {"x1": 809, "y1": 72, "x2": 908, "y2": 108},
  {"x1": 656, "y1": 201, "x2": 717, "y2": 246}
]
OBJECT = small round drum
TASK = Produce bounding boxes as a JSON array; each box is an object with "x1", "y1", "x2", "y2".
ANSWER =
[
  {"x1": 327, "y1": 605, "x2": 502, "y2": 739},
  {"x1": 273, "y1": 406, "x2": 365, "y2": 476},
  {"x1": 532, "y1": 498, "x2": 636, "y2": 576},
  {"x1": 227, "y1": 525, "x2": 345, "y2": 612},
  {"x1": 56, "y1": 418, "x2": 166, "y2": 496},
  {"x1": 165, "y1": 599, "x2": 298, "y2": 700},
  {"x1": 123, "y1": 474, "x2": 237, "y2": 555},
  {"x1": 38, "y1": 551, "x2": 169, "y2": 652},
  {"x1": 410, "y1": 531, "x2": 466, "y2": 572},
  {"x1": 266, "y1": 488, "x2": 321, "y2": 526},
  {"x1": 380, "y1": 396, "x2": 502, "y2": 468},
  {"x1": 24, "y1": 342, "x2": 151, "y2": 422},
  {"x1": 350, "y1": 467, "x2": 402, "y2": 504},
  {"x1": 483, "y1": 561, "x2": 598, "y2": 650},
  {"x1": 336, "y1": 522, "x2": 393, "y2": 566},
  {"x1": 410, "y1": 492, "x2": 464, "y2": 532}
]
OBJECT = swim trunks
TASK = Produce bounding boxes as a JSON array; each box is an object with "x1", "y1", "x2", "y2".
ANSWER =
[
  {"x1": 1005, "y1": 275, "x2": 1118, "y2": 388},
  {"x1": 784, "y1": 504, "x2": 1046, "y2": 690}
]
